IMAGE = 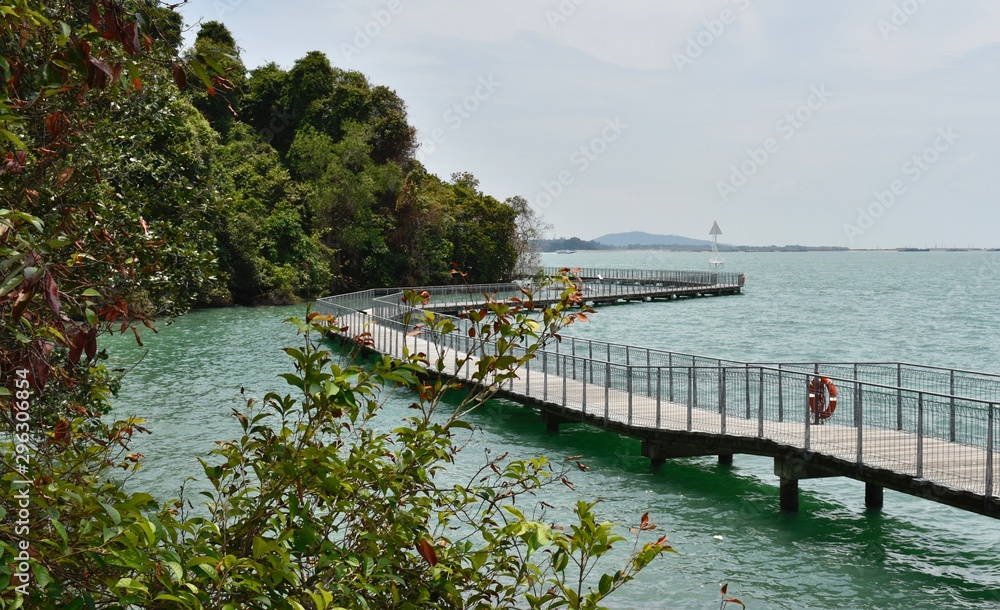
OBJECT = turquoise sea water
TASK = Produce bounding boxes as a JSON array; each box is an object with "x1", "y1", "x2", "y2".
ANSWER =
[{"x1": 107, "y1": 250, "x2": 1000, "y2": 609}]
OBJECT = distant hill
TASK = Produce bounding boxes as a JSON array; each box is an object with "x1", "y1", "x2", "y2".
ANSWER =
[{"x1": 593, "y1": 231, "x2": 714, "y2": 248}]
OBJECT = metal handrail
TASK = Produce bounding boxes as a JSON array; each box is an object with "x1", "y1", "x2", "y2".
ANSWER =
[
  {"x1": 315, "y1": 279, "x2": 999, "y2": 504},
  {"x1": 315, "y1": 283, "x2": 1000, "y2": 403}
]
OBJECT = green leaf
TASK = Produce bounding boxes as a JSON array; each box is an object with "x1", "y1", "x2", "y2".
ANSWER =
[
  {"x1": 114, "y1": 577, "x2": 149, "y2": 593},
  {"x1": 165, "y1": 561, "x2": 184, "y2": 582},
  {"x1": 0, "y1": 269, "x2": 24, "y2": 297},
  {"x1": 599, "y1": 573, "x2": 613, "y2": 595},
  {"x1": 51, "y1": 519, "x2": 69, "y2": 551},
  {"x1": 0, "y1": 128, "x2": 24, "y2": 149},
  {"x1": 189, "y1": 57, "x2": 213, "y2": 91},
  {"x1": 63, "y1": 598, "x2": 85, "y2": 610},
  {"x1": 31, "y1": 560, "x2": 52, "y2": 589},
  {"x1": 154, "y1": 594, "x2": 188, "y2": 603},
  {"x1": 100, "y1": 502, "x2": 121, "y2": 525},
  {"x1": 82, "y1": 288, "x2": 102, "y2": 298}
]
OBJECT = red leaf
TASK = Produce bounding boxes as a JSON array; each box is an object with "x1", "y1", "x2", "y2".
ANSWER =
[
  {"x1": 88, "y1": 56, "x2": 113, "y2": 78},
  {"x1": 641, "y1": 512, "x2": 650, "y2": 529},
  {"x1": 122, "y1": 23, "x2": 140, "y2": 55},
  {"x1": 53, "y1": 419, "x2": 71, "y2": 443},
  {"x1": 10, "y1": 288, "x2": 33, "y2": 323},
  {"x1": 43, "y1": 271, "x2": 60, "y2": 315},
  {"x1": 132, "y1": 77, "x2": 142, "y2": 91},
  {"x1": 89, "y1": 2, "x2": 102, "y2": 29},
  {"x1": 84, "y1": 328, "x2": 98, "y2": 361},
  {"x1": 68, "y1": 331, "x2": 86, "y2": 365},
  {"x1": 30, "y1": 356, "x2": 48, "y2": 392},
  {"x1": 723, "y1": 598, "x2": 745, "y2": 609},
  {"x1": 55, "y1": 166, "x2": 74, "y2": 189},
  {"x1": 416, "y1": 539, "x2": 437, "y2": 567},
  {"x1": 131, "y1": 326, "x2": 143, "y2": 347},
  {"x1": 171, "y1": 62, "x2": 187, "y2": 90},
  {"x1": 721, "y1": 583, "x2": 729, "y2": 595}
]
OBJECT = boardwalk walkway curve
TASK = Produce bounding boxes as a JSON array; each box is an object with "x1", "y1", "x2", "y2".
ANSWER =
[{"x1": 316, "y1": 269, "x2": 1000, "y2": 519}]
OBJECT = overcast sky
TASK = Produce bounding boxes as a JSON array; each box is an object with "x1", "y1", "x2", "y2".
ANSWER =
[{"x1": 177, "y1": 0, "x2": 1000, "y2": 248}]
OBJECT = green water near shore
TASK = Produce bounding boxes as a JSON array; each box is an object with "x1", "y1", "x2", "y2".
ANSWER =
[{"x1": 107, "y1": 250, "x2": 1000, "y2": 609}]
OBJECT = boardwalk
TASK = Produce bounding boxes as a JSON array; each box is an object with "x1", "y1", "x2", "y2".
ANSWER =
[{"x1": 316, "y1": 271, "x2": 999, "y2": 519}]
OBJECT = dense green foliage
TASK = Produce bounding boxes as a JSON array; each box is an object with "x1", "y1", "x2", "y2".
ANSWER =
[
  {"x1": 2, "y1": 8, "x2": 538, "y2": 309},
  {"x1": 181, "y1": 20, "x2": 533, "y2": 302},
  {"x1": 0, "y1": 2, "x2": 670, "y2": 608}
]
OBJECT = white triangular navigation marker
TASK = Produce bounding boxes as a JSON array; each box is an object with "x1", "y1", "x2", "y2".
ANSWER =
[{"x1": 709, "y1": 221, "x2": 725, "y2": 268}]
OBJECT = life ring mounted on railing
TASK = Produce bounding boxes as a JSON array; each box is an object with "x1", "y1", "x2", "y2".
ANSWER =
[{"x1": 808, "y1": 376, "x2": 838, "y2": 422}]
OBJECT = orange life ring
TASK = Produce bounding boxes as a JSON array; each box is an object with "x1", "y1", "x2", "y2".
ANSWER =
[{"x1": 808, "y1": 376, "x2": 838, "y2": 420}]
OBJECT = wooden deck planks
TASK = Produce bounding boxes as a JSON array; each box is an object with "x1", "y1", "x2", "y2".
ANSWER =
[{"x1": 359, "y1": 322, "x2": 999, "y2": 511}]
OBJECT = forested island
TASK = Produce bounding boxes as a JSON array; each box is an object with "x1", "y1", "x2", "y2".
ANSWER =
[{"x1": 9, "y1": 13, "x2": 542, "y2": 309}]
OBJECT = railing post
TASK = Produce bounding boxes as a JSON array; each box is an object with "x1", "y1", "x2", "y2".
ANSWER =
[
  {"x1": 758, "y1": 368, "x2": 765, "y2": 438},
  {"x1": 656, "y1": 367, "x2": 662, "y2": 429},
  {"x1": 555, "y1": 339, "x2": 560, "y2": 376},
  {"x1": 572, "y1": 338, "x2": 577, "y2": 380},
  {"x1": 720, "y1": 368, "x2": 727, "y2": 435},
  {"x1": 687, "y1": 370, "x2": 693, "y2": 432},
  {"x1": 582, "y1": 360, "x2": 588, "y2": 415},
  {"x1": 897, "y1": 363, "x2": 903, "y2": 431},
  {"x1": 778, "y1": 368, "x2": 785, "y2": 423},
  {"x1": 987, "y1": 404, "x2": 995, "y2": 504},
  {"x1": 668, "y1": 352, "x2": 675, "y2": 402},
  {"x1": 804, "y1": 380, "x2": 811, "y2": 451},
  {"x1": 692, "y1": 367, "x2": 699, "y2": 410},
  {"x1": 604, "y1": 363, "x2": 611, "y2": 425},
  {"x1": 745, "y1": 363, "x2": 751, "y2": 420},
  {"x1": 627, "y1": 366, "x2": 633, "y2": 426},
  {"x1": 856, "y1": 382, "x2": 864, "y2": 466},
  {"x1": 950, "y1": 369, "x2": 957, "y2": 442},
  {"x1": 562, "y1": 355, "x2": 568, "y2": 406},
  {"x1": 526, "y1": 353, "x2": 531, "y2": 396},
  {"x1": 589, "y1": 342, "x2": 594, "y2": 383},
  {"x1": 917, "y1": 392, "x2": 925, "y2": 478},
  {"x1": 543, "y1": 351, "x2": 548, "y2": 402},
  {"x1": 646, "y1": 349, "x2": 651, "y2": 396}
]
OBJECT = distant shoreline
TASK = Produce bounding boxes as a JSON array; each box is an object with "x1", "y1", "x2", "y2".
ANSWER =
[{"x1": 542, "y1": 247, "x2": 999, "y2": 254}]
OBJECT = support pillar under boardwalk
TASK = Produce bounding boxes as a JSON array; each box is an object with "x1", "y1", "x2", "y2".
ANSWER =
[
  {"x1": 866, "y1": 483, "x2": 884, "y2": 510},
  {"x1": 540, "y1": 411, "x2": 576, "y2": 434},
  {"x1": 780, "y1": 478, "x2": 799, "y2": 512},
  {"x1": 773, "y1": 455, "x2": 838, "y2": 514},
  {"x1": 718, "y1": 454, "x2": 734, "y2": 466}
]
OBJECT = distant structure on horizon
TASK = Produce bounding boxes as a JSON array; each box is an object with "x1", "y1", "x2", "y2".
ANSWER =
[{"x1": 709, "y1": 221, "x2": 724, "y2": 268}]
